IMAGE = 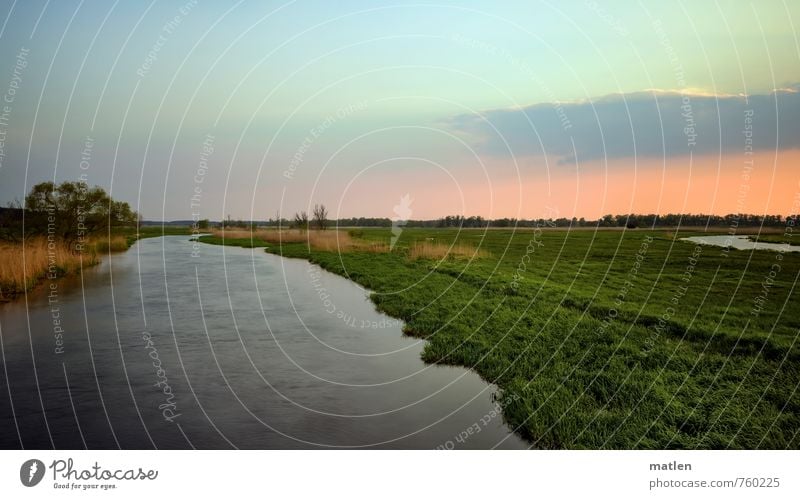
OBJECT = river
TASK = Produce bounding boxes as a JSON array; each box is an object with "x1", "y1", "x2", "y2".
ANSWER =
[{"x1": 0, "y1": 236, "x2": 526, "y2": 449}]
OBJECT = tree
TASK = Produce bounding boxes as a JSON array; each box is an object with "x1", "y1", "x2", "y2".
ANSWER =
[
  {"x1": 0, "y1": 200, "x2": 23, "y2": 241},
  {"x1": 294, "y1": 211, "x2": 309, "y2": 231},
  {"x1": 24, "y1": 181, "x2": 138, "y2": 248},
  {"x1": 312, "y1": 204, "x2": 328, "y2": 230}
]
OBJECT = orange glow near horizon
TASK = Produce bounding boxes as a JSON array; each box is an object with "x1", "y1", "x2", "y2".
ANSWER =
[{"x1": 329, "y1": 150, "x2": 800, "y2": 220}]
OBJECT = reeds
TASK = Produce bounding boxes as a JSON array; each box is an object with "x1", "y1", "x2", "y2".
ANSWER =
[
  {"x1": 211, "y1": 228, "x2": 390, "y2": 252},
  {"x1": 0, "y1": 237, "x2": 98, "y2": 300},
  {"x1": 407, "y1": 241, "x2": 490, "y2": 260},
  {"x1": 211, "y1": 228, "x2": 307, "y2": 243},
  {"x1": 210, "y1": 228, "x2": 488, "y2": 259},
  {"x1": 90, "y1": 235, "x2": 129, "y2": 253},
  {"x1": 304, "y1": 230, "x2": 388, "y2": 252}
]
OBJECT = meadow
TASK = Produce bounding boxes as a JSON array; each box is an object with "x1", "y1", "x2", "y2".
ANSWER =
[{"x1": 199, "y1": 226, "x2": 800, "y2": 449}]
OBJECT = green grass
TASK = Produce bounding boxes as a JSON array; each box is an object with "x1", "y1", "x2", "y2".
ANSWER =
[
  {"x1": 198, "y1": 228, "x2": 800, "y2": 449},
  {"x1": 747, "y1": 233, "x2": 800, "y2": 246},
  {"x1": 194, "y1": 234, "x2": 271, "y2": 248}
]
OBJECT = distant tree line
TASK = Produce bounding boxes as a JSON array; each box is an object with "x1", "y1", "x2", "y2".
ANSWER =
[
  {"x1": 242, "y1": 212, "x2": 796, "y2": 229},
  {"x1": 405, "y1": 213, "x2": 794, "y2": 229},
  {"x1": 9, "y1": 183, "x2": 787, "y2": 236},
  {"x1": 587, "y1": 213, "x2": 791, "y2": 229}
]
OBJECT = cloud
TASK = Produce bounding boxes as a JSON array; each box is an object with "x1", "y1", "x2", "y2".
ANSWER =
[{"x1": 445, "y1": 86, "x2": 800, "y2": 164}]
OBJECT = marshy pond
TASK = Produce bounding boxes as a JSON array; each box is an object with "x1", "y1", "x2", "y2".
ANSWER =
[{"x1": 682, "y1": 235, "x2": 800, "y2": 253}]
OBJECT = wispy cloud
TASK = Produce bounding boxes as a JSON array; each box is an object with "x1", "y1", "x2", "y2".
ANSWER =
[{"x1": 445, "y1": 86, "x2": 800, "y2": 164}]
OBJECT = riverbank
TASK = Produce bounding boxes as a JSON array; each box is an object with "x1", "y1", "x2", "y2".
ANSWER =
[
  {"x1": 197, "y1": 227, "x2": 800, "y2": 449},
  {"x1": 0, "y1": 237, "x2": 98, "y2": 301},
  {"x1": 748, "y1": 234, "x2": 800, "y2": 246},
  {"x1": 0, "y1": 226, "x2": 192, "y2": 302}
]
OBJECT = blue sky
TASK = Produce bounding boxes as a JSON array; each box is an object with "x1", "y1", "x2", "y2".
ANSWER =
[{"x1": 1, "y1": 0, "x2": 798, "y2": 219}]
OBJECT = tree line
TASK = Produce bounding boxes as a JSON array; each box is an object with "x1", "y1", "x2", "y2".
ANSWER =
[
  {"x1": 1, "y1": 181, "x2": 139, "y2": 246},
  {"x1": 267, "y1": 213, "x2": 794, "y2": 229},
  {"x1": 199, "y1": 212, "x2": 797, "y2": 230},
  {"x1": 4, "y1": 181, "x2": 793, "y2": 240},
  {"x1": 290, "y1": 204, "x2": 328, "y2": 230}
]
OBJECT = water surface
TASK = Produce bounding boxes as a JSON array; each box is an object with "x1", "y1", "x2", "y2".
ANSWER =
[
  {"x1": 0, "y1": 236, "x2": 526, "y2": 449},
  {"x1": 682, "y1": 235, "x2": 800, "y2": 252}
]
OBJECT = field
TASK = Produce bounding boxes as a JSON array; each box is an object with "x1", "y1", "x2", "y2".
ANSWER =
[{"x1": 199, "y1": 227, "x2": 800, "y2": 449}]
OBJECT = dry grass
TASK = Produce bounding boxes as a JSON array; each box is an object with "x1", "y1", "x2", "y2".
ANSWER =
[
  {"x1": 0, "y1": 238, "x2": 98, "y2": 300},
  {"x1": 210, "y1": 228, "x2": 390, "y2": 252},
  {"x1": 264, "y1": 229, "x2": 314, "y2": 244},
  {"x1": 407, "y1": 241, "x2": 490, "y2": 260},
  {"x1": 90, "y1": 235, "x2": 129, "y2": 253},
  {"x1": 211, "y1": 228, "x2": 264, "y2": 240},
  {"x1": 305, "y1": 231, "x2": 388, "y2": 252},
  {"x1": 209, "y1": 228, "x2": 488, "y2": 258},
  {"x1": 211, "y1": 228, "x2": 307, "y2": 243}
]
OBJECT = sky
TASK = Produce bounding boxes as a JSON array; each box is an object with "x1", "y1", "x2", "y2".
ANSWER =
[{"x1": 0, "y1": 0, "x2": 798, "y2": 221}]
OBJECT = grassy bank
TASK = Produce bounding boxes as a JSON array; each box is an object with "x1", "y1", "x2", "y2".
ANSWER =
[
  {"x1": 198, "y1": 228, "x2": 466, "y2": 255},
  {"x1": 199, "y1": 227, "x2": 799, "y2": 449},
  {"x1": 0, "y1": 238, "x2": 99, "y2": 300},
  {"x1": 747, "y1": 233, "x2": 800, "y2": 246}
]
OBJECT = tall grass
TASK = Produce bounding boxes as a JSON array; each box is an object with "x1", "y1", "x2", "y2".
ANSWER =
[
  {"x1": 0, "y1": 238, "x2": 98, "y2": 300},
  {"x1": 90, "y1": 235, "x2": 129, "y2": 252},
  {"x1": 211, "y1": 228, "x2": 306, "y2": 243},
  {"x1": 306, "y1": 231, "x2": 390, "y2": 252},
  {"x1": 408, "y1": 241, "x2": 490, "y2": 260},
  {"x1": 206, "y1": 228, "x2": 491, "y2": 258},
  {"x1": 209, "y1": 228, "x2": 390, "y2": 252}
]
